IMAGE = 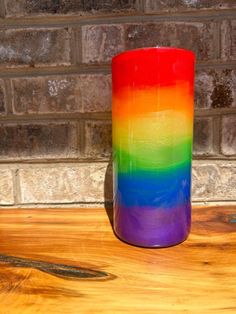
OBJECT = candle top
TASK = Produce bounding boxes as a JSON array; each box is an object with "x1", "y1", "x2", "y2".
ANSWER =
[
  {"x1": 112, "y1": 47, "x2": 195, "y2": 64},
  {"x1": 112, "y1": 46, "x2": 195, "y2": 94}
]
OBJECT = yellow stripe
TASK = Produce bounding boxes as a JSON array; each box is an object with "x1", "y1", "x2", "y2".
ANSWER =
[{"x1": 113, "y1": 110, "x2": 193, "y2": 149}]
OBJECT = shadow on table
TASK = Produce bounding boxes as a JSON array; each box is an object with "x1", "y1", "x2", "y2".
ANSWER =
[{"x1": 104, "y1": 155, "x2": 114, "y2": 230}]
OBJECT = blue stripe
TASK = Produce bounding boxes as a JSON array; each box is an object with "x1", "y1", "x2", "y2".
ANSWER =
[{"x1": 114, "y1": 164, "x2": 191, "y2": 209}]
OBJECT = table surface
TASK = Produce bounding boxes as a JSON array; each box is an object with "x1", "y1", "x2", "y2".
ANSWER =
[{"x1": 0, "y1": 206, "x2": 235, "y2": 314}]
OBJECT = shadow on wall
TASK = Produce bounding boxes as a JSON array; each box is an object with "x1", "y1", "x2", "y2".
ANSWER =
[{"x1": 104, "y1": 155, "x2": 113, "y2": 230}]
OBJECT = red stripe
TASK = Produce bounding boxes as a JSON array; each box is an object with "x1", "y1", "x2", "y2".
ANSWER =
[{"x1": 112, "y1": 47, "x2": 195, "y2": 94}]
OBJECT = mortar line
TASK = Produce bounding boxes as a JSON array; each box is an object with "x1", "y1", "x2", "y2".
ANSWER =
[
  {"x1": 0, "y1": 0, "x2": 6, "y2": 18},
  {"x1": 6, "y1": 198, "x2": 236, "y2": 206},
  {"x1": 0, "y1": 155, "x2": 235, "y2": 166},
  {"x1": 3, "y1": 77, "x2": 13, "y2": 114},
  {"x1": 78, "y1": 118, "x2": 85, "y2": 157},
  {"x1": 213, "y1": 115, "x2": 221, "y2": 155},
  {"x1": 0, "y1": 202, "x2": 107, "y2": 208},
  {"x1": 12, "y1": 168, "x2": 21, "y2": 205},
  {"x1": 0, "y1": 200, "x2": 236, "y2": 209},
  {"x1": 0, "y1": 160, "x2": 111, "y2": 167},
  {"x1": 0, "y1": 61, "x2": 235, "y2": 79},
  {"x1": 0, "y1": 9, "x2": 235, "y2": 29},
  {"x1": 218, "y1": 18, "x2": 222, "y2": 60},
  {"x1": 139, "y1": 0, "x2": 145, "y2": 13},
  {"x1": 0, "y1": 112, "x2": 111, "y2": 122},
  {"x1": 0, "y1": 109, "x2": 234, "y2": 124},
  {"x1": 69, "y1": 27, "x2": 78, "y2": 65},
  {"x1": 193, "y1": 156, "x2": 236, "y2": 160},
  {"x1": 196, "y1": 62, "x2": 236, "y2": 69},
  {"x1": 193, "y1": 154, "x2": 228, "y2": 159},
  {"x1": 76, "y1": 25, "x2": 83, "y2": 64},
  {"x1": 213, "y1": 19, "x2": 221, "y2": 60},
  {"x1": 0, "y1": 65, "x2": 111, "y2": 78},
  {"x1": 195, "y1": 108, "x2": 236, "y2": 117}
]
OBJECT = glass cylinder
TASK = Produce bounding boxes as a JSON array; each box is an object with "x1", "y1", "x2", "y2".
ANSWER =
[{"x1": 112, "y1": 47, "x2": 195, "y2": 247}]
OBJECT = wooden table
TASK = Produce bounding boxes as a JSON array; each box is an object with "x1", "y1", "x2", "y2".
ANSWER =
[{"x1": 0, "y1": 206, "x2": 235, "y2": 313}]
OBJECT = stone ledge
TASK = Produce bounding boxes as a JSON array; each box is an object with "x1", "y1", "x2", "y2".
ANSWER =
[
  {"x1": 0, "y1": 169, "x2": 14, "y2": 205},
  {"x1": 0, "y1": 160, "x2": 235, "y2": 205},
  {"x1": 192, "y1": 160, "x2": 236, "y2": 201}
]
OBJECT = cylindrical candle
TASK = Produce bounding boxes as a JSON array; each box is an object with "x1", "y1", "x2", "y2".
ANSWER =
[{"x1": 112, "y1": 47, "x2": 195, "y2": 247}]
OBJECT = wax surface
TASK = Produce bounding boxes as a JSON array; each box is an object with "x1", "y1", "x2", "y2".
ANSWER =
[{"x1": 112, "y1": 47, "x2": 195, "y2": 247}]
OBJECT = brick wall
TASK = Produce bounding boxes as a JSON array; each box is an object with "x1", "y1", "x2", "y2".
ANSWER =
[{"x1": 0, "y1": 0, "x2": 235, "y2": 207}]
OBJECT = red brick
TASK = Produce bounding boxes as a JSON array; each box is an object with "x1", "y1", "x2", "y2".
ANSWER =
[
  {"x1": 125, "y1": 22, "x2": 215, "y2": 61},
  {"x1": 78, "y1": 74, "x2": 111, "y2": 112},
  {"x1": 5, "y1": 0, "x2": 140, "y2": 17},
  {"x1": 82, "y1": 25, "x2": 124, "y2": 64},
  {"x1": 221, "y1": 20, "x2": 236, "y2": 61},
  {"x1": 12, "y1": 76, "x2": 78, "y2": 114},
  {"x1": 0, "y1": 28, "x2": 71, "y2": 67},
  {"x1": 12, "y1": 74, "x2": 111, "y2": 114},
  {"x1": 195, "y1": 69, "x2": 235, "y2": 109},
  {"x1": 221, "y1": 115, "x2": 236, "y2": 156},
  {"x1": 0, "y1": 80, "x2": 6, "y2": 115},
  {"x1": 85, "y1": 120, "x2": 112, "y2": 158},
  {"x1": 0, "y1": 122, "x2": 77, "y2": 159},
  {"x1": 193, "y1": 117, "x2": 214, "y2": 156},
  {"x1": 145, "y1": 0, "x2": 236, "y2": 13}
]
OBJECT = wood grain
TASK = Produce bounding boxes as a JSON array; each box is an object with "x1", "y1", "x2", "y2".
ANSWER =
[{"x1": 0, "y1": 206, "x2": 235, "y2": 313}]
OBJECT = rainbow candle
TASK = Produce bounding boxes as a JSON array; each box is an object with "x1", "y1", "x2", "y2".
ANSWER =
[{"x1": 112, "y1": 47, "x2": 195, "y2": 247}]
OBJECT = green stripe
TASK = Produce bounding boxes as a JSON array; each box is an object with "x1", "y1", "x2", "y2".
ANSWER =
[{"x1": 113, "y1": 138, "x2": 192, "y2": 173}]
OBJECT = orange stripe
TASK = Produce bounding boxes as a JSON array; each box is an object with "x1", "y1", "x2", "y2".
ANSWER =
[{"x1": 112, "y1": 82, "x2": 193, "y2": 119}]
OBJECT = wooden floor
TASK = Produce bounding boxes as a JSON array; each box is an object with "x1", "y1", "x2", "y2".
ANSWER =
[{"x1": 0, "y1": 206, "x2": 235, "y2": 313}]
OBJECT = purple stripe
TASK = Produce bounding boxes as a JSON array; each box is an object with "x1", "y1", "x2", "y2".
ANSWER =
[{"x1": 114, "y1": 204, "x2": 191, "y2": 247}]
